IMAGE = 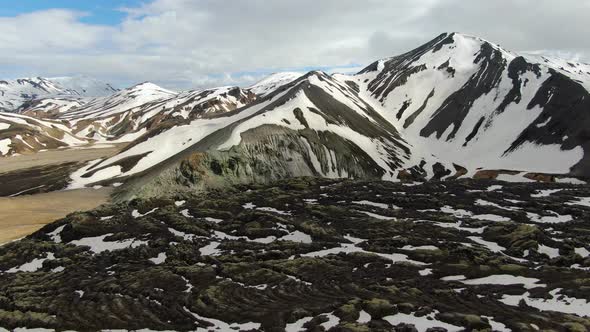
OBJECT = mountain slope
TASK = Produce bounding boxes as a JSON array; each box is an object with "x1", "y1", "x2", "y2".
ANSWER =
[
  {"x1": 4, "y1": 83, "x2": 257, "y2": 158},
  {"x1": 68, "y1": 71, "x2": 414, "y2": 197},
  {"x1": 0, "y1": 112, "x2": 86, "y2": 156},
  {"x1": 19, "y1": 97, "x2": 88, "y2": 119},
  {"x1": 58, "y1": 83, "x2": 255, "y2": 143},
  {"x1": 0, "y1": 76, "x2": 117, "y2": 112}
]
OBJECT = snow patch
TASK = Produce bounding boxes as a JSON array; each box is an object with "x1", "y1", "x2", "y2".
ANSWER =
[
  {"x1": 383, "y1": 311, "x2": 462, "y2": 332},
  {"x1": 5, "y1": 253, "x2": 55, "y2": 273},
  {"x1": 70, "y1": 234, "x2": 148, "y2": 254},
  {"x1": 501, "y1": 288, "x2": 590, "y2": 317},
  {"x1": 183, "y1": 306, "x2": 261, "y2": 331},
  {"x1": 527, "y1": 212, "x2": 573, "y2": 224},
  {"x1": 0, "y1": 138, "x2": 11, "y2": 155},
  {"x1": 357, "y1": 310, "x2": 372, "y2": 324},
  {"x1": 48, "y1": 225, "x2": 66, "y2": 243},
  {"x1": 149, "y1": 252, "x2": 167, "y2": 265},
  {"x1": 462, "y1": 274, "x2": 546, "y2": 289}
]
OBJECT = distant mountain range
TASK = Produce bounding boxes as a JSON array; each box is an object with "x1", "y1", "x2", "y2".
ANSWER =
[
  {"x1": 1, "y1": 32, "x2": 590, "y2": 199},
  {"x1": 0, "y1": 76, "x2": 117, "y2": 113}
]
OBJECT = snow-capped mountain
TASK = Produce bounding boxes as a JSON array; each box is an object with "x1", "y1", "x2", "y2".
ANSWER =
[
  {"x1": 248, "y1": 72, "x2": 303, "y2": 96},
  {"x1": 351, "y1": 32, "x2": 590, "y2": 177},
  {"x1": 0, "y1": 76, "x2": 117, "y2": 113},
  {"x1": 7, "y1": 32, "x2": 590, "y2": 197},
  {"x1": 57, "y1": 82, "x2": 177, "y2": 121},
  {"x1": 6, "y1": 82, "x2": 180, "y2": 150}
]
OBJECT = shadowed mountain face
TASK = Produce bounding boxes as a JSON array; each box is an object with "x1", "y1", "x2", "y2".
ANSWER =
[
  {"x1": 1, "y1": 178, "x2": 589, "y2": 331},
  {"x1": 3, "y1": 32, "x2": 590, "y2": 199}
]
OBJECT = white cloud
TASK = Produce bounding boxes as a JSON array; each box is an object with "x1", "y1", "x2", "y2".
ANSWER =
[
  {"x1": 0, "y1": 10, "x2": 112, "y2": 52},
  {"x1": 0, "y1": 0, "x2": 588, "y2": 90}
]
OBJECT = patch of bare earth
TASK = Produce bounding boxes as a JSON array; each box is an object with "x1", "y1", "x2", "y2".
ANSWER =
[{"x1": 0, "y1": 145, "x2": 124, "y2": 244}]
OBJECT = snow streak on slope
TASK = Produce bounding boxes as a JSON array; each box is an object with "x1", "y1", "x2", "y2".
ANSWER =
[{"x1": 20, "y1": 97, "x2": 88, "y2": 119}]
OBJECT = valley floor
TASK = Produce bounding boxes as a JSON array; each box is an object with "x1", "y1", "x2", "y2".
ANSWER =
[
  {"x1": 0, "y1": 144, "x2": 124, "y2": 174},
  {"x1": 0, "y1": 187, "x2": 112, "y2": 245}
]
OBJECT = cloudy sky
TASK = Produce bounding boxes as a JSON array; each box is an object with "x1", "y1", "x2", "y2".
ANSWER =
[{"x1": 1, "y1": 0, "x2": 588, "y2": 90}]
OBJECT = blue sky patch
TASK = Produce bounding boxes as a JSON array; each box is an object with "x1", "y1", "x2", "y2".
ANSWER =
[{"x1": 0, "y1": 0, "x2": 142, "y2": 25}]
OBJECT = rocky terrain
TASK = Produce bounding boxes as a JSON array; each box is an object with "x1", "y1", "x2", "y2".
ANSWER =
[{"x1": 1, "y1": 178, "x2": 589, "y2": 331}]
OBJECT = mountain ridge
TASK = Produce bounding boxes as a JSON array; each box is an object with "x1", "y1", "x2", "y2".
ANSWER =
[{"x1": 2, "y1": 32, "x2": 590, "y2": 198}]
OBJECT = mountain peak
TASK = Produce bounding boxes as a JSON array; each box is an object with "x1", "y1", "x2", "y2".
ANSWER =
[
  {"x1": 129, "y1": 81, "x2": 163, "y2": 90},
  {"x1": 125, "y1": 82, "x2": 176, "y2": 96},
  {"x1": 248, "y1": 72, "x2": 303, "y2": 96}
]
